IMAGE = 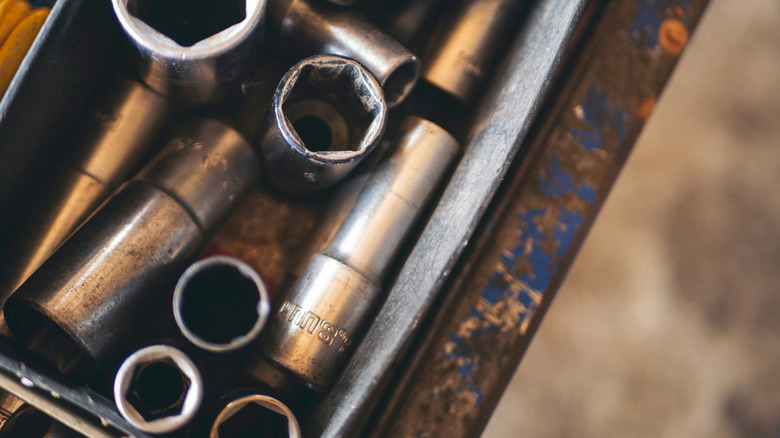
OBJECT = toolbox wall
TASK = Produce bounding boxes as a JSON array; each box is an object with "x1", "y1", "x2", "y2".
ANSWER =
[{"x1": 0, "y1": 0, "x2": 120, "y2": 236}]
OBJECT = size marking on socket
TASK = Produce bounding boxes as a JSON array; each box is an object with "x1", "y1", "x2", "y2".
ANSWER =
[
  {"x1": 174, "y1": 137, "x2": 205, "y2": 153},
  {"x1": 277, "y1": 301, "x2": 353, "y2": 353},
  {"x1": 91, "y1": 110, "x2": 124, "y2": 131},
  {"x1": 457, "y1": 50, "x2": 484, "y2": 78}
]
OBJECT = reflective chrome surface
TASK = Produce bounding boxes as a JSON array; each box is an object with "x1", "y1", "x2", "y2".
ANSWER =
[
  {"x1": 422, "y1": 0, "x2": 525, "y2": 103},
  {"x1": 210, "y1": 394, "x2": 300, "y2": 438},
  {"x1": 267, "y1": 0, "x2": 420, "y2": 107},
  {"x1": 260, "y1": 116, "x2": 459, "y2": 391},
  {"x1": 112, "y1": 0, "x2": 266, "y2": 103},
  {"x1": 4, "y1": 119, "x2": 259, "y2": 375},
  {"x1": 113, "y1": 345, "x2": 203, "y2": 434},
  {"x1": 0, "y1": 77, "x2": 171, "y2": 338},
  {"x1": 260, "y1": 55, "x2": 387, "y2": 195}
]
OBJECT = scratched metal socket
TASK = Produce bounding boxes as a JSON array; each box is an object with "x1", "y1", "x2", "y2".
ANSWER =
[
  {"x1": 260, "y1": 55, "x2": 387, "y2": 195},
  {"x1": 0, "y1": 77, "x2": 172, "y2": 339},
  {"x1": 112, "y1": 0, "x2": 266, "y2": 103},
  {"x1": 267, "y1": 0, "x2": 420, "y2": 107},
  {"x1": 114, "y1": 345, "x2": 203, "y2": 434},
  {"x1": 260, "y1": 116, "x2": 460, "y2": 391},
  {"x1": 422, "y1": 0, "x2": 525, "y2": 103},
  {"x1": 4, "y1": 119, "x2": 259, "y2": 375}
]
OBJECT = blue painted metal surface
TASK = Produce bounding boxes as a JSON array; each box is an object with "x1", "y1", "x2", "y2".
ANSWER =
[{"x1": 375, "y1": 1, "x2": 709, "y2": 436}]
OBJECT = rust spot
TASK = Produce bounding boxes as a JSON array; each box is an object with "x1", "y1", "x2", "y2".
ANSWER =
[
  {"x1": 659, "y1": 19, "x2": 688, "y2": 55},
  {"x1": 637, "y1": 96, "x2": 656, "y2": 119}
]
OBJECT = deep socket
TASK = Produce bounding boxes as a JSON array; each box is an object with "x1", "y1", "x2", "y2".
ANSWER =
[
  {"x1": 4, "y1": 119, "x2": 259, "y2": 376},
  {"x1": 260, "y1": 116, "x2": 460, "y2": 391},
  {"x1": 422, "y1": 0, "x2": 525, "y2": 103},
  {"x1": 0, "y1": 77, "x2": 171, "y2": 338}
]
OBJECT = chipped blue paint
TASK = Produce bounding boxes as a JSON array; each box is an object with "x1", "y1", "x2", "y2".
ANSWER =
[
  {"x1": 541, "y1": 156, "x2": 598, "y2": 202},
  {"x1": 629, "y1": 0, "x2": 693, "y2": 49},
  {"x1": 571, "y1": 86, "x2": 631, "y2": 156},
  {"x1": 556, "y1": 207, "x2": 585, "y2": 258},
  {"x1": 439, "y1": 84, "x2": 633, "y2": 412},
  {"x1": 400, "y1": 0, "x2": 707, "y2": 433}
]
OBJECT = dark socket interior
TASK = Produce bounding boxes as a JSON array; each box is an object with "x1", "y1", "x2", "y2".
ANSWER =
[
  {"x1": 126, "y1": 359, "x2": 190, "y2": 422},
  {"x1": 217, "y1": 402, "x2": 289, "y2": 438},
  {"x1": 180, "y1": 263, "x2": 260, "y2": 345},
  {"x1": 129, "y1": 0, "x2": 246, "y2": 47}
]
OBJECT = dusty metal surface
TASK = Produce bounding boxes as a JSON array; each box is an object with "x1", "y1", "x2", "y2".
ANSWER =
[
  {"x1": 302, "y1": 0, "x2": 588, "y2": 436},
  {"x1": 373, "y1": 1, "x2": 711, "y2": 436},
  {"x1": 0, "y1": 0, "x2": 119, "y2": 237}
]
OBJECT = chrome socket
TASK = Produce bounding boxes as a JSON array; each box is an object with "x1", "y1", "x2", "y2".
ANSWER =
[
  {"x1": 113, "y1": 345, "x2": 203, "y2": 434},
  {"x1": 383, "y1": 0, "x2": 446, "y2": 47},
  {"x1": 173, "y1": 256, "x2": 271, "y2": 353},
  {"x1": 210, "y1": 394, "x2": 301, "y2": 438},
  {"x1": 260, "y1": 116, "x2": 460, "y2": 391},
  {"x1": 260, "y1": 55, "x2": 387, "y2": 195},
  {"x1": 267, "y1": 0, "x2": 420, "y2": 107},
  {"x1": 0, "y1": 77, "x2": 171, "y2": 338},
  {"x1": 421, "y1": 0, "x2": 525, "y2": 103},
  {"x1": 4, "y1": 119, "x2": 259, "y2": 375},
  {"x1": 112, "y1": 0, "x2": 266, "y2": 103}
]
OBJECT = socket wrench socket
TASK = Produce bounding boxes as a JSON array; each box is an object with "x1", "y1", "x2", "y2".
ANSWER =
[
  {"x1": 260, "y1": 55, "x2": 387, "y2": 195},
  {"x1": 267, "y1": 0, "x2": 419, "y2": 107},
  {"x1": 260, "y1": 116, "x2": 460, "y2": 391},
  {"x1": 0, "y1": 77, "x2": 171, "y2": 337},
  {"x1": 210, "y1": 394, "x2": 301, "y2": 438},
  {"x1": 4, "y1": 119, "x2": 259, "y2": 375},
  {"x1": 173, "y1": 256, "x2": 271, "y2": 353},
  {"x1": 112, "y1": 0, "x2": 266, "y2": 103},
  {"x1": 114, "y1": 345, "x2": 203, "y2": 434},
  {"x1": 422, "y1": 0, "x2": 525, "y2": 103}
]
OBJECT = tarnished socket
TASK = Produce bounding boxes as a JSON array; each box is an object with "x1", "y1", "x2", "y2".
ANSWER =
[
  {"x1": 114, "y1": 345, "x2": 203, "y2": 434},
  {"x1": 174, "y1": 256, "x2": 271, "y2": 353},
  {"x1": 260, "y1": 55, "x2": 387, "y2": 195},
  {"x1": 210, "y1": 395, "x2": 300, "y2": 438},
  {"x1": 267, "y1": 0, "x2": 419, "y2": 107},
  {"x1": 112, "y1": 0, "x2": 266, "y2": 103}
]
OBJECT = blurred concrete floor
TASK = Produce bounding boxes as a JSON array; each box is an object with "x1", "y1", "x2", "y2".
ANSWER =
[{"x1": 484, "y1": 1, "x2": 780, "y2": 437}]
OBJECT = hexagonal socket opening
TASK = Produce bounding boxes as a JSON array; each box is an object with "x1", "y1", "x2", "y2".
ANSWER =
[
  {"x1": 216, "y1": 402, "x2": 290, "y2": 437},
  {"x1": 281, "y1": 58, "x2": 385, "y2": 156},
  {"x1": 125, "y1": 359, "x2": 191, "y2": 422},
  {"x1": 178, "y1": 262, "x2": 262, "y2": 346},
  {"x1": 128, "y1": 0, "x2": 246, "y2": 47}
]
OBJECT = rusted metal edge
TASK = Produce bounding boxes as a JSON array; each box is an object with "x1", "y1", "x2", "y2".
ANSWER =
[
  {"x1": 305, "y1": 0, "x2": 589, "y2": 436},
  {"x1": 373, "y1": 0, "x2": 710, "y2": 436}
]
